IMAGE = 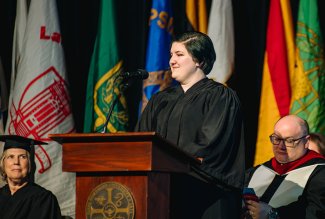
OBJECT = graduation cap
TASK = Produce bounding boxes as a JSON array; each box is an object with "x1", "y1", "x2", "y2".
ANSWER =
[{"x1": 0, "y1": 135, "x2": 47, "y2": 152}]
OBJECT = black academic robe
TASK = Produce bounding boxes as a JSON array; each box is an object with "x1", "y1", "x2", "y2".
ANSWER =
[
  {"x1": 136, "y1": 78, "x2": 245, "y2": 218},
  {"x1": 245, "y1": 151, "x2": 325, "y2": 219},
  {"x1": 0, "y1": 182, "x2": 62, "y2": 219}
]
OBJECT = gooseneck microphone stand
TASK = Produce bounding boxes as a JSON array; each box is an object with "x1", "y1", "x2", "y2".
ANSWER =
[{"x1": 101, "y1": 74, "x2": 130, "y2": 133}]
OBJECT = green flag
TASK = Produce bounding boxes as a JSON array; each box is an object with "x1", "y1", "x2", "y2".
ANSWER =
[
  {"x1": 84, "y1": 0, "x2": 128, "y2": 133},
  {"x1": 290, "y1": 0, "x2": 325, "y2": 134}
]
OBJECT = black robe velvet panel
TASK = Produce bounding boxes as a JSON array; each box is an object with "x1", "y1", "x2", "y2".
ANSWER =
[
  {"x1": 136, "y1": 78, "x2": 245, "y2": 190},
  {"x1": 0, "y1": 182, "x2": 61, "y2": 219}
]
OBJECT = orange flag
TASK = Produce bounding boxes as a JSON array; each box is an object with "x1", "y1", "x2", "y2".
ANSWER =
[{"x1": 186, "y1": 0, "x2": 207, "y2": 33}]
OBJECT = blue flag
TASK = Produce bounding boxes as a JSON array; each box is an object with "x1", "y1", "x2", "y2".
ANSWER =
[{"x1": 140, "y1": 0, "x2": 174, "y2": 112}]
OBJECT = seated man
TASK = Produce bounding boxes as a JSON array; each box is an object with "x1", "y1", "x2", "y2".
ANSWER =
[{"x1": 243, "y1": 115, "x2": 325, "y2": 219}]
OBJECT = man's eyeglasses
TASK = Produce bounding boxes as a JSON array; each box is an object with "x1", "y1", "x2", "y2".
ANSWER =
[{"x1": 269, "y1": 134, "x2": 308, "y2": 148}]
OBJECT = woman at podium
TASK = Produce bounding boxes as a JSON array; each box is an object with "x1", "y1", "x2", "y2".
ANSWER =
[{"x1": 136, "y1": 31, "x2": 245, "y2": 218}]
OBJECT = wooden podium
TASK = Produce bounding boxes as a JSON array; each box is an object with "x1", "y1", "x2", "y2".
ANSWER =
[{"x1": 49, "y1": 132, "x2": 200, "y2": 219}]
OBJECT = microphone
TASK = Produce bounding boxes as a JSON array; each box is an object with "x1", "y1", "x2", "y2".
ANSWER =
[
  {"x1": 120, "y1": 69, "x2": 149, "y2": 80},
  {"x1": 100, "y1": 69, "x2": 147, "y2": 133}
]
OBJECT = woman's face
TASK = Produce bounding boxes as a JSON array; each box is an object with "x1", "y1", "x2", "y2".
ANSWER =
[
  {"x1": 4, "y1": 148, "x2": 29, "y2": 184},
  {"x1": 169, "y1": 42, "x2": 200, "y2": 84}
]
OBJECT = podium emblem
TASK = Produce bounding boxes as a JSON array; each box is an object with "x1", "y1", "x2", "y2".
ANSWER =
[{"x1": 86, "y1": 182, "x2": 135, "y2": 219}]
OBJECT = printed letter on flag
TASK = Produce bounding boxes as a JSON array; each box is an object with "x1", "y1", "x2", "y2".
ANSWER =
[
  {"x1": 6, "y1": 0, "x2": 76, "y2": 217},
  {"x1": 141, "y1": 0, "x2": 174, "y2": 111}
]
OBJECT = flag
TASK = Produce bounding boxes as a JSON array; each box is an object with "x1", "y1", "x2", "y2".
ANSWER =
[
  {"x1": 207, "y1": 0, "x2": 235, "y2": 83},
  {"x1": 83, "y1": 0, "x2": 128, "y2": 133},
  {"x1": 255, "y1": 0, "x2": 295, "y2": 165},
  {"x1": 6, "y1": 0, "x2": 76, "y2": 217},
  {"x1": 140, "y1": 0, "x2": 174, "y2": 111},
  {"x1": 4, "y1": 0, "x2": 27, "y2": 136},
  {"x1": 290, "y1": 0, "x2": 325, "y2": 134},
  {"x1": 10, "y1": 0, "x2": 27, "y2": 96},
  {"x1": 186, "y1": 0, "x2": 207, "y2": 33}
]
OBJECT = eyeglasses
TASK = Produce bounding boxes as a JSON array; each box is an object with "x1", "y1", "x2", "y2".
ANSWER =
[{"x1": 269, "y1": 134, "x2": 308, "y2": 148}]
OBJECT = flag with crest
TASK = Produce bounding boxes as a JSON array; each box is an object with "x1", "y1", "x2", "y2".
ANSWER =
[
  {"x1": 290, "y1": 0, "x2": 325, "y2": 134},
  {"x1": 84, "y1": 0, "x2": 128, "y2": 133}
]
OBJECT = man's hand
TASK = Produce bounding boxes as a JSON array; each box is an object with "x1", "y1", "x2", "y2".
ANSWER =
[{"x1": 245, "y1": 200, "x2": 272, "y2": 219}]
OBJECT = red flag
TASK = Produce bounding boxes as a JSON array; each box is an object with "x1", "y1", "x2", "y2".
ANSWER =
[{"x1": 255, "y1": 0, "x2": 295, "y2": 165}]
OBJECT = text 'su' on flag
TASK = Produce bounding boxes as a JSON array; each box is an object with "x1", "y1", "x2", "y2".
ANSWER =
[
  {"x1": 140, "y1": 0, "x2": 174, "y2": 112},
  {"x1": 255, "y1": 0, "x2": 295, "y2": 165}
]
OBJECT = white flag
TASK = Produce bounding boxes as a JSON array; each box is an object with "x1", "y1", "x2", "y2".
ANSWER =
[
  {"x1": 6, "y1": 0, "x2": 76, "y2": 217},
  {"x1": 207, "y1": 0, "x2": 235, "y2": 84},
  {"x1": 10, "y1": 0, "x2": 27, "y2": 97}
]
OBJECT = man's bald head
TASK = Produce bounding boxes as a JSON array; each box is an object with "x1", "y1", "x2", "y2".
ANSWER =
[{"x1": 275, "y1": 115, "x2": 309, "y2": 136}]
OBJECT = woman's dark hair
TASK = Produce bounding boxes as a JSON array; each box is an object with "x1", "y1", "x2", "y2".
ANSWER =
[
  {"x1": 310, "y1": 133, "x2": 325, "y2": 156},
  {"x1": 172, "y1": 31, "x2": 216, "y2": 75}
]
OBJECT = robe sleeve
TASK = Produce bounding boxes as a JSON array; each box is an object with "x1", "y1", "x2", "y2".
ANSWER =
[
  {"x1": 135, "y1": 91, "x2": 168, "y2": 132},
  {"x1": 186, "y1": 87, "x2": 245, "y2": 190},
  {"x1": 187, "y1": 87, "x2": 242, "y2": 153},
  {"x1": 135, "y1": 95, "x2": 155, "y2": 131}
]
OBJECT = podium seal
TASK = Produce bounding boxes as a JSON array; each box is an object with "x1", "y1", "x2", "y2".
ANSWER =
[{"x1": 86, "y1": 182, "x2": 135, "y2": 219}]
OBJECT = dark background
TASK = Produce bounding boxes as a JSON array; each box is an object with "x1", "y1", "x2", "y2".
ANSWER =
[{"x1": 0, "y1": 0, "x2": 324, "y2": 168}]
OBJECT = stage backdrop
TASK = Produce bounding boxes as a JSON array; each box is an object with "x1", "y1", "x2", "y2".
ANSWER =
[{"x1": 0, "y1": 0, "x2": 325, "y2": 169}]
